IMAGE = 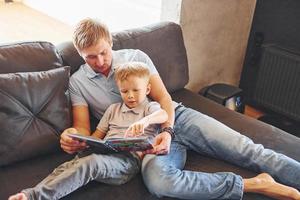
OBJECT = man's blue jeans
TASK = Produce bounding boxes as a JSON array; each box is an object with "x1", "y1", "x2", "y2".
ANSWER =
[
  {"x1": 142, "y1": 106, "x2": 300, "y2": 199},
  {"x1": 23, "y1": 153, "x2": 140, "y2": 200}
]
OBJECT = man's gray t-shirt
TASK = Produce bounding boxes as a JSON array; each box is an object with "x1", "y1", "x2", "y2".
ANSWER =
[
  {"x1": 69, "y1": 49, "x2": 158, "y2": 120},
  {"x1": 97, "y1": 99, "x2": 161, "y2": 142}
]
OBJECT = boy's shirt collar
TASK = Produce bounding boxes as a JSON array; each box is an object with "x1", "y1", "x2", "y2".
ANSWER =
[{"x1": 121, "y1": 98, "x2": 149, "y2": 115}]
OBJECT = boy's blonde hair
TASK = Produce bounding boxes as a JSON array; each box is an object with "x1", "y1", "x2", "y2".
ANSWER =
[
  {"x1": 73, "y1": 18, "x2": 112, "y2": 51},
  {"x1": 114, "y1": 62, "x2": 150, "y2": 83}
]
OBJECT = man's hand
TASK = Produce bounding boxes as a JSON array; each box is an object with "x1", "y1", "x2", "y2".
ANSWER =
[
  {"x1": 144, "y1": 131, "x2": 171, "y2": 155},
  {"x1": 60, "y1": 128, "x2": 87, "y2": 154}
]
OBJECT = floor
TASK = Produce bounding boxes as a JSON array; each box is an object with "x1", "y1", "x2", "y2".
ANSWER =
[{"x1": 0, "y1": 1, "x2": 73, "y2": 45}]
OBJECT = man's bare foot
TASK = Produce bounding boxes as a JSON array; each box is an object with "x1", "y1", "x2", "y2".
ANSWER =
[
  {"x1": 8, "y1": 192, "x2": 28, "y2": 200},
  {"x1": 244, "y1": 173, "x2": 300, "y2": 200}
]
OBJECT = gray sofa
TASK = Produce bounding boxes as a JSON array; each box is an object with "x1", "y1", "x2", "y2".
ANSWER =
[{"x1": 0, "y1": 22, "x2": 299, "y2": 200}]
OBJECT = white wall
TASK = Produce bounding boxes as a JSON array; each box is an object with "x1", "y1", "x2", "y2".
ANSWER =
[
  {"x1": 162, "y1": 0, "x2": 256, "y2": 93},
  {"x1": 161, "y1": 0, "x2": 182, "y2": 24}
]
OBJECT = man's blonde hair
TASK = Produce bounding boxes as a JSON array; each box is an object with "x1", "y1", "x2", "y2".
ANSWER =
[
  {"x1": 114, "y1": 62, "x2": 150, "y2": 83},
  {"x1": 73, "y1": 18, "x2": 112, "y2": 51}
]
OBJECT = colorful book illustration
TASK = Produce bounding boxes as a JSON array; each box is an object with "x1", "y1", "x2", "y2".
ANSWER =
[{"x1": 67, "y1": 133, "x2": 153, "y2": 153}]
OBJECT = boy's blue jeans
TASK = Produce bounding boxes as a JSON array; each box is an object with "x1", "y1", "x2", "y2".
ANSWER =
[
  {"x1": 142, "y1": 106, "x2": 300, "y2": 200},
  {"x1": 23, "y1": 153, "x2": 140, "y2": 200}
]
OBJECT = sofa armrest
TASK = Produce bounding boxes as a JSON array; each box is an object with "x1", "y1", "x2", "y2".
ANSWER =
[{"x1": 171, "y1": 88, "x2": 300, "y2": 162}]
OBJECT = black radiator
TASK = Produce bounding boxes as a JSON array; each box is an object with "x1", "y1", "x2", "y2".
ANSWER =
[{"x1": 253, "y1": 45, "x2": 300, "y2": 122}]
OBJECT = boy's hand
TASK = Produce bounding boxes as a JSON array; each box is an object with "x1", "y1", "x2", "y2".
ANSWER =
[
  {"x1": 60, "y1": 128, "x2": 87, "y2": 154},
  {"x1": 144, "y1": 131, "x2": 171, "y2": 155},
  {"x1": 125, "y1": 118, "x2": 149, "y2": 137}
]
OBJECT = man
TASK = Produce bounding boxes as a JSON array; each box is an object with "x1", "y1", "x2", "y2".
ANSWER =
[{"x1": 61, "y1": 18, "x2": 300, "y2": 200}]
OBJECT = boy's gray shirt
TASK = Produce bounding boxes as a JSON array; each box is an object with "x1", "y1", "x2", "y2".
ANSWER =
[{"x1": 97, "y1": 99, "x2": 161, "y2": 142}]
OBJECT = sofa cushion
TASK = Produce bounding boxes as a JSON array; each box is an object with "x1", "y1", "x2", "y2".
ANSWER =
[
  {"x1": 0, "y1": 41, "x2": 64, "y2": 74},
  {"x1": 0, "y1": 66, "x2": 72, "y2": 166}
]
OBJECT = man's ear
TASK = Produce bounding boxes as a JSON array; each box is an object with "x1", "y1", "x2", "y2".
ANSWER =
[{"x1": 146, "y1": 83, "x2": 151, "y2": 95}]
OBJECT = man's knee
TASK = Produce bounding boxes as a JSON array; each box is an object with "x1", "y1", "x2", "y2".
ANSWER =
[
  {"x1": 142, "y1": 171, "x2": 174, "y2": 197},
  {"x1": 142, "y1": 157, "x2": 176, "y2": 197}
]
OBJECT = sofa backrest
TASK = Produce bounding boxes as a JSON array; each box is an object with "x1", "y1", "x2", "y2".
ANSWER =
[{"x1": 57, "y1": 21, "x2": 189, "y2": 92}]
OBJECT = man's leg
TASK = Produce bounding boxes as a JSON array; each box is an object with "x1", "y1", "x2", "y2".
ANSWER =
[
  {"x1": 15, "y1": 153, "x2": 140, "y2": 200},
  {"x1": 174, "y1": 106, "x2": 300, "y2": 189},
  {"x1": 142, "y1": 142, "x2": 243, "y2": 199},
  {"x1": 244, "y1": 173, "x2": 300, "y2": 200},
  {"x1": 142, "y1": 106, "x2": 300, "y2": 200}
]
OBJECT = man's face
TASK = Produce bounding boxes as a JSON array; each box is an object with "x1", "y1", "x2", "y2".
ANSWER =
[
  {"x1": 80, "y1": 39, "x2": 113, "y2": 75},
  {"x1": 117, "y1": 76, "x2": 150, "y2": 109}
]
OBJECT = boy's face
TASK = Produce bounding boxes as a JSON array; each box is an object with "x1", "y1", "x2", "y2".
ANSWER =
[
  {"x1": 117, "y1": 75, "x2": 150, "y2": 108},
  {"x1": 80, "y1": 39, "x2": 113, "y2": 76}
]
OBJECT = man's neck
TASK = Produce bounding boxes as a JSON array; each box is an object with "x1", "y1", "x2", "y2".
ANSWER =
[{"x1": 102, "y1": 69, "x2": 110, "y2": 77}]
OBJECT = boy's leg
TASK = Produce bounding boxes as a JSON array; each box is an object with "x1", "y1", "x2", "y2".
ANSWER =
[
  {"x1": 22, "y1": 153, "x2": 139, "y2": 200},
  {"x1": 142, "y1": 142, "x2": 244, "y2": 199},
  {"x1": 174, "y1": 106, "x2": 300, "y2": 189}
]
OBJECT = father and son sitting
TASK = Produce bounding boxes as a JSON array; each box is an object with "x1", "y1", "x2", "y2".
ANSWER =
[{"x1": 9, "y1": 18, "x2": 300, "y2": 200}]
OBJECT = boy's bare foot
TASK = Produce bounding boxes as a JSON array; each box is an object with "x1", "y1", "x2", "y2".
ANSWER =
[
  {"x1": 244, "y1": 173, "x2": 300, "y2": 200},
  {"x1": 8, "y1": 192, "x2": 28, "y2": 200}
]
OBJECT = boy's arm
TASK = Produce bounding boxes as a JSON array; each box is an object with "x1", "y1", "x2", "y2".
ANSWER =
[
  {"x1": 142, "y1": 109, "x2": 168, "y2": 125},
  {"x1": 92, "y1": 104, "x2": 114, "y2": 139},
  {"x1": 125, "y1": 108, "x2": 168, "y2": 137},
  {"x1": 91, "y1": 129, "x2": 106, "y2": 140}
]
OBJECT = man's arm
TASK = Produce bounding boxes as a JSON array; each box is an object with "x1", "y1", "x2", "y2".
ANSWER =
[
  {"x1": 147, "y1": 74, "x2": 174, "y2": 154},
  {"x1": 149, "y1": 75, "x2": 175, "y2": 128},
  {"x1": 72, "y1": 105, "x2": 91, "y2": 135},
  {"x1": 60, "y1": 105, "x2": 91, "y2": 154}
]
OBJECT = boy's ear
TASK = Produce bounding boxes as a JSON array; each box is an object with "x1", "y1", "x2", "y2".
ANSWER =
[{"x1": 146, "y1": 83, "x2": 151, "y2": 95}]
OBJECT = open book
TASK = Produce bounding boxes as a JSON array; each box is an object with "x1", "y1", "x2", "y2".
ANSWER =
[{"x1": 67, "y1": 133, "x2": 153, "y2": 153}]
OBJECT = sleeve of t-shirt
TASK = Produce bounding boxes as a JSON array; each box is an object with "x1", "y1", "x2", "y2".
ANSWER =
[
  {"x1": 145, "y1": 101, "x2": 162, "y2": 116},
  {"x1": 135, "y1": 50, "x2": 159, "y2": 75},
  {"x1": 69, "y1": 76, "x2": 88, "y2": 106},
  {"x1": 96, "y1": 104, "x2": 113, "y2": 133}
]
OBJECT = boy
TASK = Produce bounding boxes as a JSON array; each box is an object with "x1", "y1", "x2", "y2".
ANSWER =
[{"x1": 9, "y1": 62, "x2": 168, "y2": 200}]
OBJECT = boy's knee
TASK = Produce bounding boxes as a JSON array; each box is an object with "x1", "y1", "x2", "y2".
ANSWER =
[{"x1": 77, "y1": 153, "x2": 101, "y2": 172}]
